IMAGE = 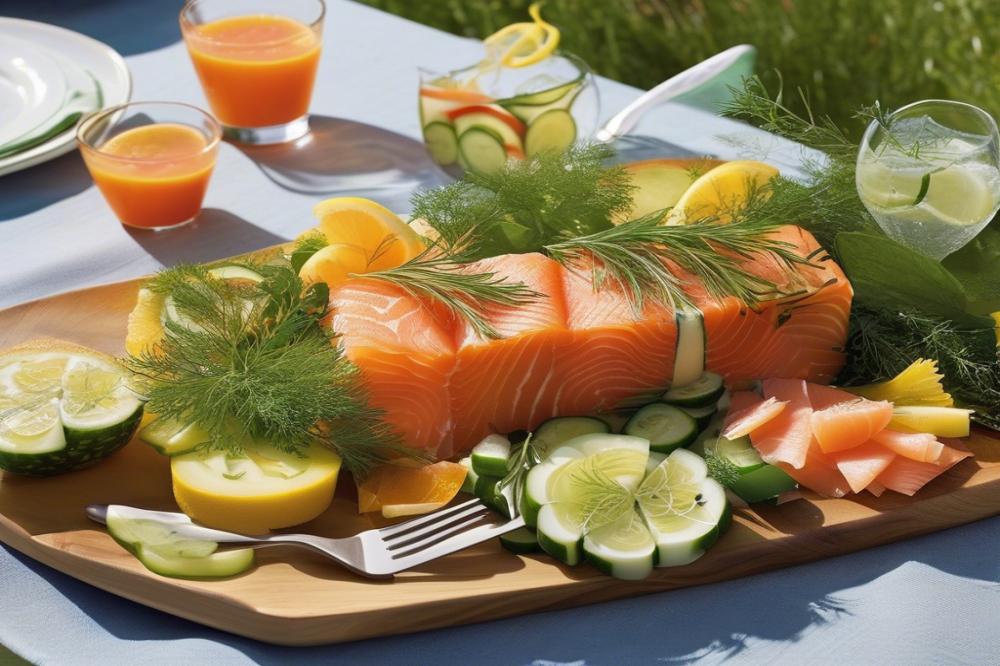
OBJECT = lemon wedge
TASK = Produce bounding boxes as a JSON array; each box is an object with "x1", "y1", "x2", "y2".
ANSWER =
[
  {"x1": 484, "y1": 3, "x2": 560, "y2": 69},
  {"x1": 313, "y1": 196, "x2": 425, "y2": 271},
  {"x1": 667, "y1": 160, "x2": 779, "y2": 225},
  {"x1": 298, "y1": 242, "x2": 372, "y2": 291}
]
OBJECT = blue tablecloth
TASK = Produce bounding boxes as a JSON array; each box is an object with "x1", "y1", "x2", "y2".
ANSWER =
[{"x1": 1, "y1": 1, "x2": 998, "y2": 663}]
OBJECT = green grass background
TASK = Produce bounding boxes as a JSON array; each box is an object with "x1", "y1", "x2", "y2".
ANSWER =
[{"x1": 361, "y1": 0, "x2": 999, "y2": 135}]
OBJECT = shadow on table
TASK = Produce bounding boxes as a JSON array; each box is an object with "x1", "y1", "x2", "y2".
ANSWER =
[
  {"x1": 5, "y1": 517, "x2": 998, "y2": 665},
  {"x1": 231, "y1": 115, "x2": 452, "y2": 212},
  {"x1": 5, "y1": 0, "x2": 183, "y2": 56},
  {"x1": 0, "y1": 151, "x2": 93, "y2": 222},
  {"x1": 124, "y1": 208, "x2": 287, "y2": 266}
]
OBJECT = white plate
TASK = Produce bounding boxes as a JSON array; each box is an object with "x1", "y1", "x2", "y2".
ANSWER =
[
  {"x1": 0, "y1": 19, "x2": 131, "y2": 177},
  {"x1": 0, "y1": 37, "x2": 69, "y2": 146}
]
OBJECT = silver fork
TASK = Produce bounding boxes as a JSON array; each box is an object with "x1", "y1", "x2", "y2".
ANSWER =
[{"x1": 85, "y1": 500, "x2": 525, "y2": 579}]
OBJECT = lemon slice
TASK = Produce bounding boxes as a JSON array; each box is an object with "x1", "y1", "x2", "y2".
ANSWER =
[
  {"x1": 62, "y1": 362, "x2": 123, "y2": 417},
  {"x1": 667, "y1": 160, "x2": 779, "y2": 225},
  {"x1": 298, "y1": 242, "x2": 371, "y2": 291},
  {"x1": 483, "y1": 3, "x2": 560, "y2": 69},
  {"x1": 3, "y1": 398, "x2": 60, "y2": 437},
  {"x1": 920, "y1": 165, "x2": 998, "y2": 226},
  {"x1": 13, "y1": 357, "x2": 67, "y2": 393},
  {"x1": 313, "y1": 196, "x2": 426, "y2": 271}
]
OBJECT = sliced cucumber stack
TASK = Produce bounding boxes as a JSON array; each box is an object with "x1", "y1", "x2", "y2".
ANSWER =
[
  {"x1": 500, "y1": 526, "x2": 540, "y2": 554},
  {"x1": 106, "y1": 506, "x2": 255, "y2": 579},
  {"x1": 0, "y1": 342, "x2": 143, "y2": 476},
  {"x1": 695, "y1": 422, "x2": 798, "y2": 504},
  {"x1": 624, "y1": 403, "x2": 698, "y2": 454},
  {"x1": 583, "y1": 508, "x2": 656, "y2": 580},
  {"x1": 679, "y1": 404, "x2": 718, "y2": 429},
  {"x1": 664, "y1": 371, "x2": 725, "y2": 408}
]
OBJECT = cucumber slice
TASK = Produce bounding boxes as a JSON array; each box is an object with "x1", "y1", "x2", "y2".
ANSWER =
[
  {"x1": 0, "y1": 346, "x2": 143, "y2": 476},
  {"x1": 458, "y1": 456, "x2": 479, "y2": 494},
  {"x1": 536, "y1": 502, "x2": 584, "y2": 565},
  {"x1": 422, "y1": 121, "x2": 459, "y2": 166},
  {"x1": 583, "y1": 508, "x2": 656, "y2": 580},
  {"x1": 458, "y1": 127, "x2": 508, "y2": 174},
  {"x1": 671, "y1": 309, "x2": 706, "y2": 391},
  {"x1": 593, "y1": 412, "x2": 631, "y2": 434},
  {"x1": 499, "y1": 77, "x2": 583, "y2": 107},
  {"x1": 664, "y1": 372, "x2": 724, "y2": 408},
  {"x1": 624, "y1": 403, "x2": 698, "y2": 454},
  {"x1": 524, "y1": 109, "x2": 576, "y2": 158},
  {"x1": 138, "y1": 417, "x2": 209, "y2": 456},
  {"x1": 706, "y1": 435, "x2": 766, "y2": 474},
  {"x1": 499, "y1": 526, "x2": 540, "y2": 554},
  {"x1": 638, "y1": 448, "x2": 731, "y2": 567},
  {"x1": 729, "y1": 464, "x2": 798, "y2": 504},
  {"x1": 471, "y1": 433, "x2": 512, "y2": 477},
  {"x1": 680, "y1": 404, "x2": 718, "y2": 430},
  {"x1": 106, "y1": 506, "x2": 254, "y2": 579},
  {"x1": 533, "y1": 416, "x2": 610, "y2": 458},
  {"x1": 687, "y1": 414, "x2": 723, "y2": 457}
]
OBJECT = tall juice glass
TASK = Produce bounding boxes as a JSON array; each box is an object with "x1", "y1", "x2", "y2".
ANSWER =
[
  {"x1": 180, "y1": 0, "x2": 325, "y2": 144},
  {"x1": 78, "y1": 102, "x2": 221, "y2": 230}
]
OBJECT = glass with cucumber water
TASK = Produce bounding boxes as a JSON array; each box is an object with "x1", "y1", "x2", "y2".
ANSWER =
[{"x1": 856, "y1": 100, "x2": 1000, "y2": 260}]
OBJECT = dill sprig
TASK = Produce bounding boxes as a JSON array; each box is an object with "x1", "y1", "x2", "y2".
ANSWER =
[
  {"x1": 126, "y1": 262, "x2": 420, "y2": 477},
  {"x1": 359, "y1": 248, "x2": 543, "y2": 339},
  {"x1": 545, "y1": 208, "x2": 813, "y2": 312},
  {"x1": 410, "y1": 143, "x2": 634, "y2": 260},
  {"x1": 566, "y1": 456, "x2": 636, "y2": 531}
]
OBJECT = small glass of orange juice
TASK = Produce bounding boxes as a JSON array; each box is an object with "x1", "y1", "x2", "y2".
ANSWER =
[
  {"x1": 77, "y1": 102, "x2": 221, "y2": 230},
  {"x1": 180, "y1": 0, "x2": 325, "y2": 144}
]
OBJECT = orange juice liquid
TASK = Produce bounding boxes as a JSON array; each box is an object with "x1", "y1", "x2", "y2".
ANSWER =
[
  {"x1": 82, "y1": 124, "x2": 217, "y2": 229},
  {"x1": 183, "y1": 15, "x2": 321, "y2": 127}
]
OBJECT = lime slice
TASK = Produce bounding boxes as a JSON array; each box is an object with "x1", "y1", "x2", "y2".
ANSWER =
[
  {"x1": 62, "y1": 362, "x2": 123, "y2": 417},
  {"x1": 921, "y1": 165, "x2": 998, "y2": 226},
  {"x1": 13, "y1": 357, "x2": 67, "y2": 392}
]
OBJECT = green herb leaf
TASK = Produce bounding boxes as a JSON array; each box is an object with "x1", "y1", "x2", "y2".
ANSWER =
[
  {"x1": 942, "y1": 223, "x2": 1000, "y2": 315},
  {"x1": 704, "y1": 454, "x2": 741, "y2": 489}
]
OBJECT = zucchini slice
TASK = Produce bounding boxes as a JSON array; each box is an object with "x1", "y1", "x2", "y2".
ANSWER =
[
  {"x1": 499, "y1": 526, "x2": 540, "y2": 554},
  {"x1": 533, "y1": 416, "x2": 610, "y2": 458}
]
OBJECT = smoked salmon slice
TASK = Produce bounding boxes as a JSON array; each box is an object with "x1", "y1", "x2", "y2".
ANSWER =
[
  {"x1": 810, "y1": 398, "x2": 893, "y2": 453},
  {"x1": 831, "y1": 440, "x2": 896, "y2": 493},
  {"x1": 722, "y1": 396, "x2": 787, "y2": 439},
  {"x1": 871, "y1": 429, "x2": 945, "y2": 463},
  {"x1": 754, "y1": 379, "x2": 815, "y2": 469},
  {"x1": 875, "y1": 441, "x2": 972, "y2": 496},
  {"x1": 329, "y1": 225, "x2": 852, "y2": 456}
]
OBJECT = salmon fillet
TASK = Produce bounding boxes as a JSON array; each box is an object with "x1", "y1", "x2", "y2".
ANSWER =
[{"x1": 329, "y1": 225, "x2": 852, "y2": 456}]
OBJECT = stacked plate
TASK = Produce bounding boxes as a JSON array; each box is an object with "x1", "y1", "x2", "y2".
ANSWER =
[{"x1": 0, "y1": 18, "x2": 131, "y2": 176}]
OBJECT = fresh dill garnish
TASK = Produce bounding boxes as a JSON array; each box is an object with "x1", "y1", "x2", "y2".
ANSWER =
[
  {"x1": 545, "y1": 208, "x2": 813, "y2": 311},
  {"x1": 125, "y1": 262, "x2": 421, "y2": 477},
  {"x1": 498, "y1": 433, "x2": 541, "y2": 516},
  {"x1": 410, "y1": 143, "x2": 634, "y2": 260},
  {"x1": 290, "y1": 232, "x2": 329, "y2": 273},
  {"x1": 359, "y1": 249, "x2": 543, "y2": 340}
]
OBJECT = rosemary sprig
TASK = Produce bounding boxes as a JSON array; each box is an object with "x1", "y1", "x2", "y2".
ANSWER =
[
  {"x1": 359, "y1": 249, "x2": 543, "y2": 340},
  {"x1": 498, "y1": 433, "x2": 541, "y2": 516},
  {"x1": 545, "y1": 209, "x2": 813, "y2": 312},
  {"x1": 126, "y1": 262, "x2": 421, "y2": 477}
]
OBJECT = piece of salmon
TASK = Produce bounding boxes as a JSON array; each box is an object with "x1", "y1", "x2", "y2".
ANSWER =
[{"x1": 329, "y1": 225, "x2": 852, "y2": 456}]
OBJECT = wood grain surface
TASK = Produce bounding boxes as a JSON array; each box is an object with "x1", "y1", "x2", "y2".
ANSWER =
[{"x1": 1, "y1": 277, "x2": 998, "y2": 646}]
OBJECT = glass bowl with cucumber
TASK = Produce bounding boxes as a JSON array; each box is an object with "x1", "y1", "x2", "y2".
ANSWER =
[{"x1": 418, "y1": 52, "x2": 599, "y2": 177}]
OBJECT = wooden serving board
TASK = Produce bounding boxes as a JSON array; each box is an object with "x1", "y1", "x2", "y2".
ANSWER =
[{"x1": 1, "y1": 278, "x2": 999, "y2": 646}]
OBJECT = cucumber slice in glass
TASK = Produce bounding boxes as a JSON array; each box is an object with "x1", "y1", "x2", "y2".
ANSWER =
[
  {"x1": 671, "y1": 309, "x2": 706, "y2": 391},
  {"x1": 499, "y1": 77, "x2": 583, "y2": 107},
  {"x1": 524, "y1": 109, "x2": 576, "y2": 158},
  {"x1": 500, "y1": 526, "x2": 540, "y2": 554},
  {"x1": 583, "y1": 508, "x2": 656, "y2": 580},
  {"x1": 458, "y1": 126, "x2": 508, "y2": 174},
  {"x1": 638, "y1": 448, "x2": 731, "y2": 567},
  {"x1": 471, "y1": 433, "x2": 512, "y2": 477},
  {"x1": 664, "y1": 371, "x2": 724, "y2": 408},
  {"x1": 533, "y1": 415, "x2": 610, "y2": 458},
  {"x1": 624, "y1": 403, "x2": 698, "y2": 454},
  {"x1": 422, "y1": 121, "x2": 459, "y2": 166}
]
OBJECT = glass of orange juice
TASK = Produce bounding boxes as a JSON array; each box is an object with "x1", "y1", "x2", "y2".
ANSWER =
[
  {"x1": 77, "y1": 102, "x2": 222, "y2": 230},
  {"x1": 180, "y1": 0, "x2": 324, "y2": 144}
]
